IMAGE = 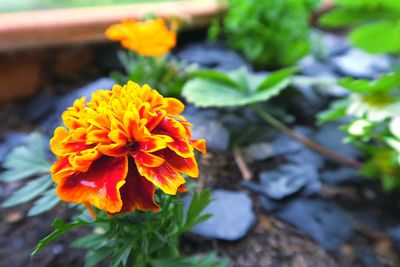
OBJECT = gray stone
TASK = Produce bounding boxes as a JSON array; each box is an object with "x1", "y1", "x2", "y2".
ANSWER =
[
  {"x1": 185, "y1": 190, "x2": 256, "y2": 241},
  {"x1": 23, "y1": 92, "x2": 56, "y2": 123},
  {"x1": 331, "y1": 48, "x2": 392, "y2": 78},
  {"x1": 285, "y1": 147, "x2": 325, "y2": 170},
  {"x1": 178, "y1": 41, "x2": 249, "y2": 71},
  {"x1": 42, "y1": 78, "x2": 115, "y2": 135},
  {"x1": 321, "y1": 167, "x2": 360, "y2": 185},
  {"x1": 314, "y1": 122, "x2": 361, "y2": 159},
  {"x1": 184, "y1": 113, "x2": 230, "y2": 152},
  {"x1": 276, "y1": 198, "x2": 354, "y2": 251},
  {"x1": 259, "y1": 164, "x2": 321, "y2": 200},
  {"x1": 298, "y1": 56, "x2": 334, "y2": 77},
  {"x1": 319, "y1": 31, "x2": 350, "y2": 57}
]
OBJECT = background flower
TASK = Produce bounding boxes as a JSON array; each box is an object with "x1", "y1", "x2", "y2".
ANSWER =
[{"x1": 105, "y1": 19, "x2": 177, "y2": 57}]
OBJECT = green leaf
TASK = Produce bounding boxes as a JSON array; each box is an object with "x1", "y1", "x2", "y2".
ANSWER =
[
  {"x1": 84, "y1": 247, "x2": 113, "y2": 267},
  {"x1": 71, "y1": 233, "x2": 106, "y2": 249},
  {"x1": 150, "y1": 253, "x2": 230, "y2": 267},
  {"x1": 182, "y1": 69, "x2": 292, "y2": 107},
  {"x1": 349, "y1": 21, "x2": 400, "y2": 54},
  {"x1": 319, "y1": 8, "x2": 397, "y2": 27},
  {"x1": 1, "y1": 175, "x2": 52, "y2": 207},
  {"x1": 189, "y1": 69, "x2": 244, "y2": 90},
  {"x1": 28, "y1": 189, "x2": 60, "y2": 216},
  {"x1": 183, "y1": 189, "x2": 212, "y2": 232},
  {"x1": 255, "y1": 67, "x2": 297, "y2": 92},
  {"x1": 32, "y1": 218, "x2": 88, "y2": 256},
  {"x1": 110, "y1": 245, "x2": 132, "y2": 267},
  {"x1": 317, "y1": 99, "x2": 349, "y2": 124},
  {"x1": 0, "y1": 132, "x2": 50, "y2": 182},
  {"x1": 339, "y1": 72, "x2": 400, "y2": 93}
]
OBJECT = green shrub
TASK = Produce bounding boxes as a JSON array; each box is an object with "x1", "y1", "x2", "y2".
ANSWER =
[{"x1": 212, "y1": 0, "x2": 319, "y2": 68}]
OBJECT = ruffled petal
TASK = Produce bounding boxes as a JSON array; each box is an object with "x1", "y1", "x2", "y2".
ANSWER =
[
  {"x1": 162, "y1": 149, "x2": 199, "y2": 177},
  {"x1": 165, "y1": 98, "x2": 184, "y2": 114},
  {"x1": 51, "y1": 156, "x2": 75, "y2": 184},
  {"x1": 136, "y1": 161, "x2": 185, "y2": 195},
  {"x1": 112, "y1": 160, "x2": 159, "y2": 214},
  {"x1": 191, "y1": 139, "x2": 207, "y2": 154},
  {"x1": 154, "y1": 117, "x2": 193, "y2": 157},
  {"x1": 56, "y1": 156, "x2": 128, "y2": 213},
  {"x1": 133, "y1": 151, "x2": 165, "y2": 167}
]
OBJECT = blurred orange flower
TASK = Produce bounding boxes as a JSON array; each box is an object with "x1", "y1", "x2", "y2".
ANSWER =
[
  {"x1": 105, "y1": 19, "x2": 176, "y2": 57},
  {"x1": 50, "y1": 82, "x2": 205, "y2": 215}
]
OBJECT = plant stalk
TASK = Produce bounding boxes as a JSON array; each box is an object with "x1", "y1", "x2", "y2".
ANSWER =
[{"x1": 252, "y1": 105, "x2": 363, "y2": 169}]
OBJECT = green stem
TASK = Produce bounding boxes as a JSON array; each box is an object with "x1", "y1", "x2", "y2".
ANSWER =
[{"x1": 252, "y1": 105, "x2": 363, "y2": 169}]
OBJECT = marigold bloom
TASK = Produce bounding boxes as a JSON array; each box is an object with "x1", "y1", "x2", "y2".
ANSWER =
[
  {"x1": 105, "y1": 18, "x2": 176, "y2": 57},
  {"x1": 50, "y1": 82, "x2": 205, "y2": 215}
]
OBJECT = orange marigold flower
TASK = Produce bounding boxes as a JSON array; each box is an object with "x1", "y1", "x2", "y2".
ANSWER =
[
  {"x1": 50, "y1": 81, "x2": 206, "y2": 215},
  {"x1": 105, "y1": 18, "x2": 176, "y2": 57}
]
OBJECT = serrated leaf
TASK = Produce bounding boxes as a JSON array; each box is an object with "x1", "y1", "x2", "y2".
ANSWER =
[
  {"x1": 28, "y1": 189, "x2": 60, "y2": 216},
  {"x1": 0, "y1": 132, "x2": 50, "y2": 182},
  {"x1": 350, "y1": 21, "x2": 400, "y2": 54},
  {"x1": 32, "y1": 218, "x2": 88, "y2": 256},
  {"x1": 1, "y1": 175, "x2": 52, "y2": 207},
  {"x1": 182, "y1": 69, "x2": 291, "y2": 107}
]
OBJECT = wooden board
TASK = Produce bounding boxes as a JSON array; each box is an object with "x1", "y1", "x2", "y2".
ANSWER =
[{"x1": 0, "y1": 0, "x2": 225, "y2": 51}]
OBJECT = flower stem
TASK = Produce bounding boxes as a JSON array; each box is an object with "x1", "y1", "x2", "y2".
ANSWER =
[{"x1": 252, "y1": 105, "x2": 363, "y2": 169}]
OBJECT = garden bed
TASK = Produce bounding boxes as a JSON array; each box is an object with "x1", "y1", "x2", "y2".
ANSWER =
[{"x1": 1, "y1": 26, "x2": 400, "y2": 266}]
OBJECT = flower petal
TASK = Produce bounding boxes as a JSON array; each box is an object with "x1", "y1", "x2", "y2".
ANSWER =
[
  {"x1": 165, "y1": 98, "x2": 184, "y2": 114},
  {"x1": 133, "y1": 151, "x2": 165, "y2": 167},
  {"x1": 191, "y1": 139, "x2": 207, "y2": 154},
  {"x1": 112, "y1": 161, "x2": 159, "y2": 214},
  {"x1": 56, "y1": 156, "x2": 128, "y2": 213},
  {"x1": 162, "y1": 149, "x2": 199, "y2": 177},
  {"x1": 154, "y1": 117, "x2": 193, "y2": 157},
  {"x1": 136, "y1": 161, "x2": 185, "y2": 195}
]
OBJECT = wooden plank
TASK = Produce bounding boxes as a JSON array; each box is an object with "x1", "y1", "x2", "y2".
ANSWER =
[{"x1": 0, "y1": 0, "x2": 225, "y2": 51}]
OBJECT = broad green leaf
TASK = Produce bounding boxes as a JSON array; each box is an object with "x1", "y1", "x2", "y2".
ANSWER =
[
  {"x1": 256, "y1": 67, "x2": 297, "y2": 92},
  {"x1": 28, "y1": 189, "x2": 60, "y2": 216},
  {"x1": 182, "y1": 69, "x2": 291, "y2": 107},
  {"x1": 32, "y1": 219, "x2": 88, "y2": 256},
  {"x1": 319, "y1": 8, "x2": 397, "y2": 27},
  {"x1": 317, "y1": 99, "x2": 349, "y2": 124},
  {"x1": 1, "y1": 175, "x2": 52, "y2": 207},
  {"x1": 339, "y1": 72, "x2": 400, "y2": 93},
  {"x1": 349, "y1": 21, "x2": 400, "y2": 54},
  {"x1": 189, "y1": 69, "x2": 244, "y2": 90}
]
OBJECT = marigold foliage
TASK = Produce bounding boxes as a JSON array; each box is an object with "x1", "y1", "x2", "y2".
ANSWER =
[
  {"x1": 105, "y1": 19, "x2": 176, "y2": 57},
  {"x1": 50, "y1": 82, "x2": 205, "y2": 215}
]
